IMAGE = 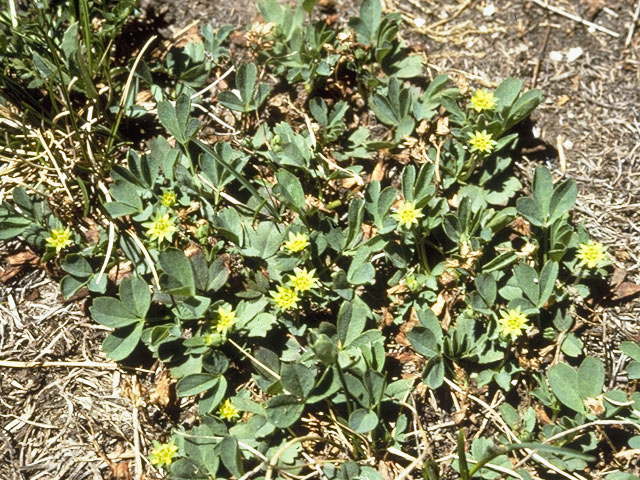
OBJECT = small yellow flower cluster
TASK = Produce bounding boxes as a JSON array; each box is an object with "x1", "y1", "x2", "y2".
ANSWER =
[
  {"x1": 288, "y1": 267, "x2": 319, "y2": 292},
  {"x1": 143, "y1": 213, "x2": 177, "y2": 244},
  {"x1": 498, "y1": 308, "x2": 529, "y2": 340},
  {"x1": 271, "y1": 267, "x2": 320, "y2": 310},
  {"x1": 470, "y1": 89, "x2": 496, "y2": 112},
  {"x1": 149, "y1": 441, "x2": 178, "y2": 467},
  {"x1": 45, "y1": 227, "x2": 73, "y2": 254},
  {"x1": 271, "y1": 285, "x2": 301, "y2": 310},
  {"x1": 392, "y1": 201, "x2": 424, "y2": 229},
  {"x1": 576, "y1": 241, "x2": 609, "y2": 269},
  {"x1": 161, "y1": 191, "x2": 177, "y2": 207},
  {"x1": 215, "y1": 305, "x2": 236, "y2": 333},
  {"x1": 219, "y1": 398, "x2": 240, "y2": 420},
  {"x1": 283, "y1": 232, "x2": 309, "y2": 254},
  {"x1": 469, "y1": 130, "x2": 497, "y2": 154}
]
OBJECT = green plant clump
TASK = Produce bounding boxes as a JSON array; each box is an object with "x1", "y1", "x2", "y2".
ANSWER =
[{"x1": 1, "y1": 0, "x2": 639, "y2": 479}]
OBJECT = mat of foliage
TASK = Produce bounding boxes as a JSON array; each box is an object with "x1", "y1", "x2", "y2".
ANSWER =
[{"x1": 1, "y1": 0, "x2": 639, "y2": 479}]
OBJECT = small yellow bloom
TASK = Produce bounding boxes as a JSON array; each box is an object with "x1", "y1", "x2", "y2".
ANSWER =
[
  {"x1": 392, "y1": 201, "x2": 424, "y2": 229},
  {"x1": 469, "y1": 130, "x2": 497, "y2": 154},
  {"x1": 576, "y1": 241, "x2": 609, "y2": 269},
  {"x1": 470, "y1": 89, "x2": 495, "y2": 112},
  {"x1": 161, "y1": 191, "x2": 177, "y2": 207},
  {"x1": 219, "y1": 398, "x2": 239, "y2": 420},
  {"x1": 45, "y1": 227, "x2": 73, "y2": 254},
  {"x1": 143, "y1": 213, "x2": 177, "y2": 244},
  {"x1": 271, "y1": 285, "x2": 300, "y2": 310},
  {"x1": 498, "y1": 308, "x2": 529, "y2": 340},
  {"x1": 216, "y1": 305, "x2": 236, "y2": 333},
  {"x1": 283, "y1": 232, "x2": 310, "y2": 254},
  {"x1": 149, "y1": 441, "x2": 178, "y2": 467},
  {"x1": 288, "y1": 267, "x2": 319, "y2": 292}
]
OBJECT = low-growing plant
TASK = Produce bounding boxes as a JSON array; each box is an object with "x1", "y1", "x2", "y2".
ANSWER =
[{"x1": 1, "y1": 0, "x2": 639, "y2": 479}]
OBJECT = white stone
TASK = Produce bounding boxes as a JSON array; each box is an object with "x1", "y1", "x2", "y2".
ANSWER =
[
  {"x1": 483, "y1": 4, "x2": 496, "y2": 16},
  {"x1": 549, "y1": 51, "x2": 563, "y2": 62},
  {"x1": 566, "y1": 47, "x2": 583, "y2": 62}
]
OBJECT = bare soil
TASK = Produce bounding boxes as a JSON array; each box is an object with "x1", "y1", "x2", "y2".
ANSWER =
[{"x1": 1, "y1": 0, "x2": 639, "y2": 478}]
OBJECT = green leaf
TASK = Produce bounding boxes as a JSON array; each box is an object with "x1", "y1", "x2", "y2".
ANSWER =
[
  {"x1": 281, "y1": 363, "x2": 315, "y2": 399},
  {"x1": 208, "y1": 256, "x2": 230, "y2": 292},
  {"x1": 119, "y1": 276, "x2": 150, "y2": 318},
  {"x1": 102, "y1": 322, "x2": 143, "y2": 361},
  {"x1": 475, "y1": 273, "x2": 497, "y2": 306},
  {"x1": 505, "y1": 89, "x2": 542, "y2": 129},
  {"x1": 578, "y1": 356, "x2": 604, "y2": 399},
  {"x1": 513, "y1": 264, "x2": 539, "y2": 306},
  {"x1": 532, "y1": 166, "x2": 553, "y2": 221},
  {"x1": 516, "y1": 197, "x2": 545, "y2": 227},
  {"x1": 302, "y1": 0, "x2": 317, "y2": 13},
  {"x1": 349, "y1": 409, "x2": 378, "y2": 433},
  {"x1": 482, "y1": 251, "x2": 518, "y2": 273},
  {"x1": 219, "y1": 436, "x2": 244, "y2": 478},
  {"x1": 346, "y1": 247, "x2": 375, "y2": 285},
  {"x1": 311, "y1": 335, "x2": 338, "y2": 366},
  {"x1": 349, "y1": 0, "x2": 381, "y2": 45},
  {"x1": 266, "y1": 394, "x2": 304, "y2": 428},
  {"x1": 194, "y1": 139, "x2": 281, "y2": 220},
  {"x1": 345, "y1": 199, "x2": 365, "y2": 249},
  {"x1": 61, "y1": 22, "x2": 79, "y2": 59},
  {"x1": 60, "y1": 274, "x2": 89, "y2": 298},
  {"x1": 217, "y1": 90, "x2": 244, "y2": 111},
  {"x1": 90, "y1": 297, "x2": 139, "y2": 328},
  {"x1": 337, "y1": 298, "x2": 369, "y2": 347},
  {"x1": 494, "y1": 78, "x2": 522, "y2": 110},
  {"x1": 560, "y1": 333, "x2": 583, "y2": 357},
  {"x1": 237, "y1": 63, "x2": 257, "y2": 110},
  {"x1": 61, "y1": 254, "x2": 92, "y2": 278},
  {"x1": 177, "y1": 374, "x2": 220, "y2": 397},
  {"x1": 243, "y1": 222, "x2": 283, "y2": 258},
  {"x1": 549, "y1": 180, "x2": 577, "y2": 223},
  {"x1": 275, "y1": 169, "x2": 305, "y2": 212},
  {"x1": 407, "y1": 327, "x2": 439, "y2": 358},
  {"x1": 159, "y1": 248, "x2": 196, "y2": 296},
  {"x1": 538, "y1": 261, "x2": 558, "y2": 307},
  {"x1": 621, "y1": 341, "x2": 640, "y2": 361},
  {"x1": 158, "y1": 94, "x2": 195, "y2": 144},
  {"x1": 548, "y1": 363, "x2": 585, "y2": 414}
]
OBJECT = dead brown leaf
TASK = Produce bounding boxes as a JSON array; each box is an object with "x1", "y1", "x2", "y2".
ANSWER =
[
  {"x1": 371, "y1": 158, "x2": 385, "y2": 182},
  {"x1": 613, "y1": 282, "x2": 640, "y2": 301}
]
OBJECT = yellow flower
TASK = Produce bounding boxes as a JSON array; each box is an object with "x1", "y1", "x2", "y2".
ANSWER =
[
  {"x1": 469, "y1": 130, "x2": 497, "y2": 154},
  {"x1": 498, "y1": 308, "x2": 529, "y2": 340},
  {"x1": 45, "y1": 227, "x2": 73, "y2": 254},
  {"x1": 161, "y1": 191, "x2": 177, "y2": 207},
  {"x1": 149, "y1": 441, "x2": 178, "y2": 467},
  {"x1": 288, "y1": 267, "x2": 319, "y2": 292},
  {"x1": 216, "y1": 305, "x2": 236, "y2": 333},
  {"x1": 392, "y1": 201, "x2": 424, "y2": 229},
  {"x1": 283, "y1": 232, "x2": 309, "y2": 253},
  {"x1": 271, "y1": 285, "x2": 300, "y2": 310},
  {"x1": 576, "y1": 241, "x2": 609, "y2": 269},
  {"x1": 219, "y1": 398, "x2": 239, "y2": 420},
  {"x1": 470, "y1": 89, "x2": 495, "y2": 112},
  {"x1": 143, "y1": 213, "x2": 177, "y2": 244}
]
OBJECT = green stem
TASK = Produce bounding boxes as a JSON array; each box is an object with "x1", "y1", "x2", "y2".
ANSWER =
[
  {"x1": 335, "y1": 362, "x2": 354, "y2": 416},
  {"x1": 414, "y1": 228, "x2": 431, "y2": 275}
]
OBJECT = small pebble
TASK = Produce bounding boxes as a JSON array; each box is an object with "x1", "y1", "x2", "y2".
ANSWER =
[
  {"x1": 483, "y1": 4, "x2": 496, "y2": 17},
  {"x1": 549, "y1": 51, "x2": 563, "y2": 62},
  {"x1": 566, "y1": 47, "x2": 583, "y2": 62},
  {"x1": 414, "y1": 17, "x2": 426, "y2": 28}
]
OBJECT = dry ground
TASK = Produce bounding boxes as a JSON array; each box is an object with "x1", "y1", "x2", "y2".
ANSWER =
[{"x1": 1, "y1": 0, "x2": 639, "y2": 478}]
